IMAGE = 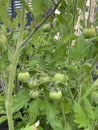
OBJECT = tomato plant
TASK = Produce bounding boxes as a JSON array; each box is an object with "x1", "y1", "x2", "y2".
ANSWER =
[{"x1": 0, "y1": 0, "x2": 98, "y2": 130}]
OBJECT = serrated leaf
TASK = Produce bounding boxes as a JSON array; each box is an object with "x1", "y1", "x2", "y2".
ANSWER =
[
  {"x1": 64, "y1": 64, "x2": 79, "y2": 79},
  {"x1": 94, "y1": 106, "x2": 98, "y2": 120},
  {"x1": 12, "y1": 91, "x2": 29, "y2": 113},
  {"x1": 64, "y1": 122, "x2": 72, "y2": 130},
  {"x1": 45, "y1": 102, "x2": 63, "y2": 130},
  {"x1": 20, "y1": 0, "x2": 32, "y2": 14},
  {"x1": 53, "y1": 44, "x2": 67, "y2": 61},
  {"x1": 0, "y1": 116, "x2": 7, "y2": 124},
  {"x1": 20, "y1": 124, "x2": 35, "y2": 130},
  {"x1": 0, "y1": 3, "x2": 11, "y2": 26},
  {"x1": 84, "y1": 98, "x2": 95, "y2": 120},
  {"x1": 62, "y1": 98, "x2": 72, "y2": 114},
  {"x1": 51, "y1": 119, "x2": 63, "y2": 130},
  {"x1": 32, "y1": 0, "x2": 48, "y2": 17},
  {"x1": 74, "y1": 102, "x2": 89, "y2": 128},
  {"x1": 51, "y1": 43, "x2": 67, "y2": 67},
  {"x1": 70, "y1": 35, "x2": 90, "y2": 60},
  {"x1": 28, "y1": 98, "x2": 41, "y2": 123}
]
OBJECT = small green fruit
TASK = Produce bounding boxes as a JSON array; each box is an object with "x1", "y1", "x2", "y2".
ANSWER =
[
  {"x1": 28, "y1": 79, "x2": 38, "y2": 89},
  {"x1": 83, "y1": 28, "x2": 96, "y2": 38},
  {"x1": 54, "y1": 73, "x2": 68, "y2": 83},
  {"x1": 49, "y1": 90, "x2": 62, "y2": 100},
  {"x1": 18, "y1": 72, "x2": 30, "y2": 82}
]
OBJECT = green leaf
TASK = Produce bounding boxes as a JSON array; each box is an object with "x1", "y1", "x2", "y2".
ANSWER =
[
  {"x1": 74, "y1": 102, "x2": 89, "y2": 128},
  {"x1": 32, "y1": 0, "x2": 48, "y2": 17},
  {"x1": 52, "y1": 43, "x2": 67, "y2": 66},
  {"x1": 84, "y1": 98, "x2": 95, "y2": 120},
  {"x1": 45, "y1": 102, "x2": 63, "y2": 130},
  {"x1": 20, "y1": 124, "x2": 35, "y2": 130},
  {"x1": 64, "y1": 122, "x2": 72, "y2": 130},
  {"x1": 0, "y1": 3, "x2": 11, "y2": 26},
  {"x1": 94, "y1": 106, "x2": 98, "y2": 120},
  {"x1": 20, "y1": 0, "x2": 32, "y2": 13},
  {"x1": 62, "y1": 98, "x2": 72, "y2": 114},
  {"x1": 0, "y1": 116, "x2": 7, "y2": 124},
  {"x1": 64, "y1": 64, "x2": 79, "y2": 79},
  {"x1": 12, "y1": 91, "x2": 29, "y2": 113},
  {"x1": 70, "y1": 35, "x2": 90, "y2": 60},
  {"x1": 28, "y1": 98, "x2": 41, "y2": 123}
]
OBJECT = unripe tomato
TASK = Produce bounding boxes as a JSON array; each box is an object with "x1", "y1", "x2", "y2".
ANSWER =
[
  {"x1": 29, "y1": 90, "x2": 40, "y2": 99},
  {"x1": 18, "y1": 72, "x2": 30, "y2": 82},
  {"x1": 43, "y1": 23, "x2": 51, "y2": 32},
  {"x1": 54, "y1": 73, "x2": 68, "y2": 83},
  {"x1": 28, "y1": 79, "x2": 38, "y2": 89},
  {"x1": 83, "y1": 27, "x2": 96, "y2": 38},
  {"x1": 49, "y1": 90, "x2": 62, "y2": 100}
]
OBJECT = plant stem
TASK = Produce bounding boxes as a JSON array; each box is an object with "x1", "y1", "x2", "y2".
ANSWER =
[
  {"x1": 72, "y1": 0, "x2": 77, "y2": 31},
  {"x1": 61, "y1": 102, "x2": 66, "y2": 128},
  {"x1": 5, "y1": 6, "x2": 25, "y2": 130},
  {"x1": 87, "y1": 0, "x2": 91, "y2": 26}
]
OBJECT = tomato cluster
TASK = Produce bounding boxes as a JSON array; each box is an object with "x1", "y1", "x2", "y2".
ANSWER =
[{"x1": 18, "y1": 72, "x2": 68, "y2": 100}]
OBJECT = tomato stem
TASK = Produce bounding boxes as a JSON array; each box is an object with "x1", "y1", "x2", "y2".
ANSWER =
[
  {"x1": 61, "y1": 102, "x2": 66, "y2": 127},
  {"x1": 5, "y1": 6, "x2": 26, "y2": 130}
]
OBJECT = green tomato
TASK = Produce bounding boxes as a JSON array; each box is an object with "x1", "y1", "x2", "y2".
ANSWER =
[
  {"x1": 83, "y1": 27, "x2": 96, "y2": 38},
  {"x1": 29, "y1": 90, "x2": 40, "y2": 99},
  {"x1": 54, "y1": 73, "x2": 68, "y2": 83},
  {"x1": 18, "y1": 72, "x2": 30, "y2": 83},
  {"x1": 43, "y1": 23, "x2": 51, "y2": 32},
  {"x1": 28, "y1": 79, "x2": 38, "y2": 89},
  {"x1": 49, "y1": 90, "x2": 62, "y2": 100}
]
